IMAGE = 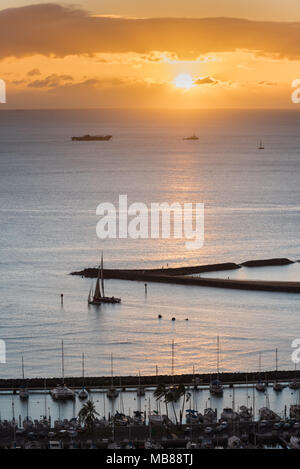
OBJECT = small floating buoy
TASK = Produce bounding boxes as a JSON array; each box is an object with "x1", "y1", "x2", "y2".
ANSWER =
[
  {"x1": 158, "y1": 314, "x2": 162, "y2": 319},
  {"x1": 171, "y1": 317, "x2": 176, "y2": 321},
  {"x1": 185, "y1": 318, "x2": 189, "y2": 321},
  {"x1": 60, "y1": 293, "x2": 64, "y2": 305}
]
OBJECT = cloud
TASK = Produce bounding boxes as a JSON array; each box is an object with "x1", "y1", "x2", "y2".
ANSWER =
[
  {"x1": 28, "y1": 74, "x2": 74, "y2": 88},
  {"x1": 27, "y1": 68, "x2": 41, "y2": 77},
  {"x1": 1, "y1": 4, "x2": 300, "y2": 60},
  {"x1": 194, "y1": 76, "x2": 218, "y2": 85}
]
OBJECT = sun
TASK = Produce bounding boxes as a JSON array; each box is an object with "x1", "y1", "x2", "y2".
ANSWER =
[{"x1": 174, "y1": 73, "x2": 195, "y2": 90}]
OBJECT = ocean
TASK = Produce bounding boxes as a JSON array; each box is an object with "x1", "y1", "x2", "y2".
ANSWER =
[{"x1": 0, "y1": 108, "x2": 299, "y2": 378}]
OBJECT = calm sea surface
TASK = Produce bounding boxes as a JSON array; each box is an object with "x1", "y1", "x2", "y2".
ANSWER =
[{"x1": 0, "y1": 109, "x2": 299, "y2": 379}]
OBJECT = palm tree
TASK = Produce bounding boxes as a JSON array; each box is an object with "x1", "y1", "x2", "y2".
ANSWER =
[
  {"x1": 78, "y1": 400, "x2": 99, "y2": 432},
  {"x1": 153, "y1": 384, "x2": 190, "y2": 426}
]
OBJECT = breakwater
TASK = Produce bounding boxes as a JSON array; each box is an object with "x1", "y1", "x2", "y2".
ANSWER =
[
  {"x1": 1, "y1": 369, "x2": 299, "y2": 391},
  {"x1": 71, "y1": 258, "x2": 300, "y2": 293}
]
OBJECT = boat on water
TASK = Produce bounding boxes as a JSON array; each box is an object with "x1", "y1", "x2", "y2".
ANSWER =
[
  {"x1": 106, "y1": 353, "x2": 119, "y2": 400},
  {"x1": 258, "y1": 139, "x2": 264, "y2": 149},
  {"x1": 88, "y1": 253, "x2": 121, "y2": 305},
  {"x1": 51, "y1": 384, "x2": 75, "y2": 401},
  {"x1": 148, "y1": 410, "x2": 163, "y2": 425},
  {"x1": 289, "y1": 379, "x2": 300, "y2": 390},
  {"x1": 209, "y1": 336, "x2": 223, "y2": 396},
  {"x1": 273, "y1": 349, "x2": 284, "y2": 391},
  {"x1": 183, "y1": 134, "x2": 199, "y2": 141},
  {"x1": 256, "y1": 351, "x2": 267, "y2": 392},
  {"x1": 71, "y1": 134, "x2": 112, "y2": 141},
  {"x1": 78, "y1": 353, "x2": 89, "y2": 400},
  {"x1": 50, "y1": 341, "x2": 75, "y2": 401},
  {"x1": 19, "y1": 356, "x2": 29, "y2": 401},
  {"x1": 186, "y1": 409, "x2": 203, "y2": 425}
]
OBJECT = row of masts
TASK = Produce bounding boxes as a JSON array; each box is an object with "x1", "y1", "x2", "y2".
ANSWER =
[{"x1": 17, "y1": 339, "x2": 297, "y2": 402}]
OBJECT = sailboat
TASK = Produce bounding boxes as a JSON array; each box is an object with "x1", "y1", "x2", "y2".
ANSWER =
[
  {"x1": 78, "y1": 353, "x2": 89, "y2": 400},
  {"x1": 258, "y1": 139, "x2": 264, "y2": 150},
  {"x1": 273, "y1": 348, "x2": 284, "y2": 392},
  {"x1": 256, "y1": 352, "x2": 267, "y2": 392},
  {"x1": 209, "y1": 336, "x2": 223, "y2": 396},
  {"x1": 88, "y1": 253, "x2": 121, "y2": 305},
  {"x1": 19, "y1": 356, "x2": 29, "y2": 401},
  {"x1": 107, "y1": 353, "x2": 119, "y2": 400},
  {"x1": 50, "y1": 341, "x2": 75, "y2": 401}
]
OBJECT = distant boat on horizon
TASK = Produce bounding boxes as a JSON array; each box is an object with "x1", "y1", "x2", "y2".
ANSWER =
[
  {"x1": 183, "y1": 134, "x2": 199, "y2": 141},
  {"x1": 71, "y1": 134, "x2": 112, "y2": 141},
  {"x1": 88, "y1": 253, "x2": 121, "y2": 305}
]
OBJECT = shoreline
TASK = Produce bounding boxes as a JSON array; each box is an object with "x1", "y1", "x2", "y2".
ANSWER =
[{"x1": 1, "y1": 369, "x2": 299, "y2": 391}]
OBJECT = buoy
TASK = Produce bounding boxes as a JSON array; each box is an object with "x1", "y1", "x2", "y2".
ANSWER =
[
  {"x1": 171, "y1": 317, "x2": 176, "y2": 321},
  {"x1": 158, "y1": 314, "x2": 162, "y2": 319},
  {"x1": 185, "y1": 318, "x2": 189, "y2": 321},
  {"x1": 60, "y1": 294, "x2": 64, "y2": 305}
]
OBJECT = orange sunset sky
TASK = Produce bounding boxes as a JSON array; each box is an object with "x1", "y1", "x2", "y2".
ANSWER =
[{"x1": 1, "y1": 1, "x2": 300, "y2": 109}]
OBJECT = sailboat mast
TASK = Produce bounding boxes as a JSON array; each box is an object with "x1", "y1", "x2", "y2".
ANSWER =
[
  {"x1": 101, "y1": 252, "x2": 105, "y2": 297},
  {"x1": 82, "y1": 352, "x2": 85, "y2": 385},
  {"x1": 62, "y1": 340, "x2": 64, "y2": 385},
  {"x1": 217, "y1": 336, "x2": 220, "y2": 378},
  {"x1": 275, "y1": 348, "x2": 278, "y2": 373},
  {"x1": 171, "y1": 339, "x2": 175, "y2": 383},
  {"x1": 111, "y1": 353, "x2": 114, "y2": 387},
  {"x1": 22, "y1": 356, "x2": 25, "y2": 380}
]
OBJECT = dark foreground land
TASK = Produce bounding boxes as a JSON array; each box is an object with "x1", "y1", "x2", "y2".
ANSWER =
[{"x1": 71, "y1": 258, "x2": 300, "y2": 293}]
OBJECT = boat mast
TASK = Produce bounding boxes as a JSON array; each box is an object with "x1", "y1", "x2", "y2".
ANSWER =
[
  {"x1": 101, "y1": 251, "x2": 105, "y2": 297},
  {"x1": 275, "y1": 348, "x2": 278, "y2": 373},
  {"x1": 82, "y1": 352, "x2": 85, "y2": 386},
  {"x1": 94, "y1": 265, "x2": 102, "y2": 300},
  {"x1": 217, "y1": 336, "x2": 220, "y2": 379},
  {"x1": 111, "y1": 353, "x2": 114, "y2": 388},
  {"x1": 171, "y1": 339, "x2": 175, "y2": 383},
  {"x1": 62, "y1": 340, "x2": 64, "y2": 385},
  {"x1": 22, "y1": 356, "x2": 25, "y2": 380}
]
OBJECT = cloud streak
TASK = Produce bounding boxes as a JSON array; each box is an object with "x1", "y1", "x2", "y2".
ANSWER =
[{"x1": 1, "y1": 4, "x2": 300, "y2": 60}]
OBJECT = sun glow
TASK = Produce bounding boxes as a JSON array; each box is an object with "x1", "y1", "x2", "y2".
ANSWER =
[{"x1": 174, "y1": 73, "x2": 195, "y2": 90}]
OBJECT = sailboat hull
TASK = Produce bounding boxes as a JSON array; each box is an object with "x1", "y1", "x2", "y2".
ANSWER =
[{"x1": 88, "y1": 296, "x2": 121, "y2": 305}]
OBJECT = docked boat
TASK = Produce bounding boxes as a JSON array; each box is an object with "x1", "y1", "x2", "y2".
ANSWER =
[
  {"x1": 19, "y1": 386, "x2": 29, "y2": 401},
  {"x1": 273, "y1": 349, "x2": 283, "y2": 391},
  {"x1": 183, "y1": 134, "x2": 199, "y2": 141},
  {"x1": 256, "y1": 381, "x2": 267, "y2": 392},
  {"x1": 289, "y1": 379, "x2": 300, "y2": 389},
  {"x1": 238, "y1": 405, "x2": 252, "y2": 421},
  {"x1": 186, "y1": 409, "x2": 203, "y2": 425},
  {"x1": 221, "y1": 407, "x2": 239, "y2": 422},
  {"x1": 203, "y1": 408, "x2": 217, "y2": 424},
  {"x1": 71, "y1": 134, "x2": 112, "y2": 141},
  {"x1": 132, "y1": 411, "x2": 145, "y2": 425},
  {"x1": 78, "y1": 353, "x2": 88, "y2": 400},
  {"x1": 50, "y1": 341, "x2": 75, "y2": 401},
  {"x1": 106, "y1": 353, "x2": 119, "y2": 400},
  {"x1": 148, "y1": 410, "x2": 163, "y2": 425},
  {"x1": 50, "y1": 384, "x2": 75, "y2": 401},
  {"x1": 209, "y1": 379, "x2": 223, "y2": 396},
  {"x1": 88, "y1": 253, "x2": 121, "y2": 305},
  {"x1": 259, "y1": 407, "x2": 280, "y2": 421},
  {"x1": 209, "y1": 336, "x2": 223, "y2": 396},
  {"x1": 19, "y1": 357, "x2": 29, "y2": 401}
]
